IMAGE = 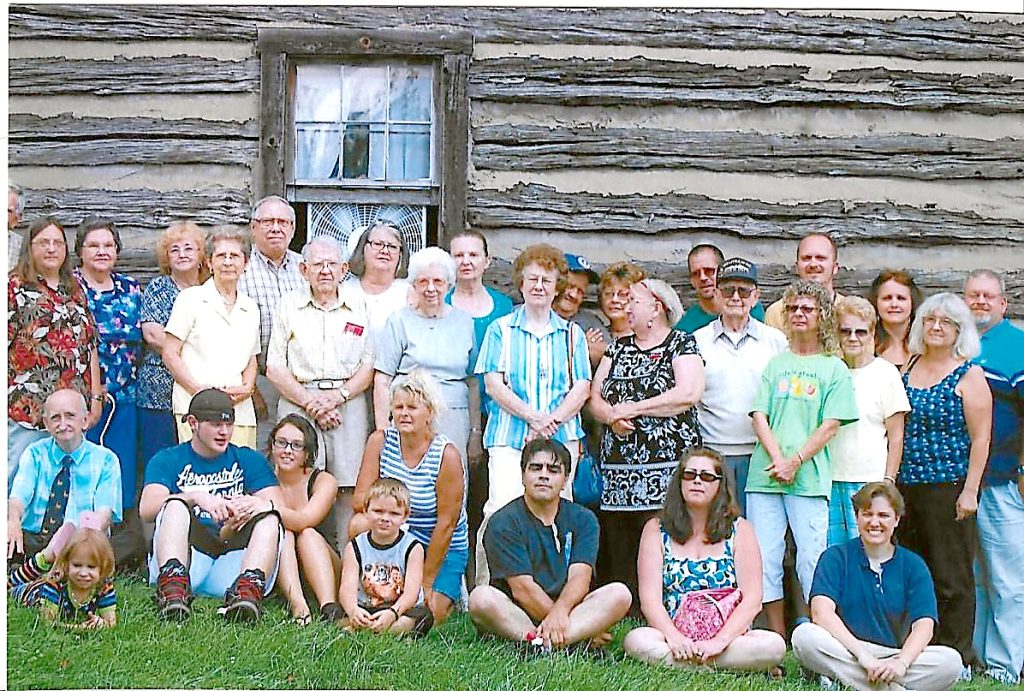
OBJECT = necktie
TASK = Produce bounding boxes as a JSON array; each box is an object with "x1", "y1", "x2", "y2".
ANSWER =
[{"x1": 40, "y1": 455, "x2": 74, "y2": 538}]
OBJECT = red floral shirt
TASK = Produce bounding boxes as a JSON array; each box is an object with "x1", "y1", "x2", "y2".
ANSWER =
[{"x1": 8, "y1": 275, "x2": 97, "y2": 428}]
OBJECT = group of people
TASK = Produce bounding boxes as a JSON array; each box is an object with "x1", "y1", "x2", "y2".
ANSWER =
[{"x1": 7, "y1": 183, "x2": 1023, "y2": 688}]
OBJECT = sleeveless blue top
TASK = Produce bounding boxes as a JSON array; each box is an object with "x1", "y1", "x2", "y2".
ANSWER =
[
  {"x1": 901, "y1": 361, "x2": 972, "y2": 485},
  {"x1": 379, "y1": 428, "x2": 469, "y2": 551},
  {"x1": 661, "y1": 524, "x2": 738, "y2": 618}
]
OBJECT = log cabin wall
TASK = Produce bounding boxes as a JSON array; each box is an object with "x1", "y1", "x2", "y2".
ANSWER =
[{"x1": 8, "y1": 6, "x2": 1024, "y2": 317}]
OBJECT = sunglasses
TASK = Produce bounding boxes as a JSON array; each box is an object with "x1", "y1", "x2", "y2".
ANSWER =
[
  {"x1": 786, "y1": 304, "x2": 818, "y2": 315},
  {"x1": 681, "y1": 469, "x2": 722, "y2": 483},
  {"x1": 719, "y1": 285, "x2": 755, "y2": 299},
  {"x1": 839, "y1": 327, "x2": 871, "y2": 338}
]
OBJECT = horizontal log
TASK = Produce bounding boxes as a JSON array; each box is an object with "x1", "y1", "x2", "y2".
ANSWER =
[
  {"x1": 257, "y1": 27, "x2": 472, "y2": 57},
  {"x1": 9, "y1": 56, "x2": 259, "y2": 96},
  {"x1": 473, "y1": 125, "x2": 1024, "y2": 181},
  {"x1": 485, "y1": 259, "x2": 1024, "y2": 320},
  {"x1": 468, "y1": 184, "x2": 1022, "y2": 247},
  {"x1": 9, "y1": 114, "x2": 259, "y2": 141},
  {"x1": 469, "y1": 58, "x2": 1024, "y2": 115},
  {"x1": 10, "y1": 139, "x2": 257, "y2": 166},
  {"x1": 9, "y1": 7, "x2": 1024, "y2": 61},
  {"x1": 22, "y1": 188, "x2": 252, "y2": 230}
]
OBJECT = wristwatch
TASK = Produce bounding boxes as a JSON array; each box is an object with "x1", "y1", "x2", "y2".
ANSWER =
[
  {"x1": 339, "y1": 387, "x2": 351, "y2": 402},
  {"x1": 1016, "y1": 464, "x2": 1024, "y2": 477}
]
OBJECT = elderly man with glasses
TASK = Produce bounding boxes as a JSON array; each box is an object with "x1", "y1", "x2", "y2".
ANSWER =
[
  {"x1": 239, "y1": 195, "x2": 307, "y2": 447},
  {"x1": 692, "y1": 258, "x2": 788, "y2": 515},
  {"x1": 266, "y1": 236, "x2": 374, "y2": 550}
]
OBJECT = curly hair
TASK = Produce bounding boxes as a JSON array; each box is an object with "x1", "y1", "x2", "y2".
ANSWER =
[
  {"x1": 389, "y1": 369, "x2": 446, "y2": 431},
  {"x1": 781, "y1": 280, "x2": 840, "y2": 355},
  {"x1": 512, "y1": 244, "x2": 568, "y2": 297},
  {"x1": 598, "y1": 261, "x2": 645, "y2": 295},
  {"x1": 868, "y1": 269, "x2": 922, "y2": 356},
  {"x1": 660, "y1": 447, "x2": 740, "y2": 545},
  {"x1": 155, "y1": 220, "x2": 210, "y2": 282}
]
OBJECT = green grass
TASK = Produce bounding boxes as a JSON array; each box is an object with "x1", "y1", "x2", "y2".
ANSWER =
[{"x1": 6, "y1": 575, "x2": 1008, "y2": 690}]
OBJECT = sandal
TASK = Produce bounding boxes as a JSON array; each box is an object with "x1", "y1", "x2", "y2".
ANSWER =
[
  {"x1": 769, "y1": 665, "x2": 785, "y2": 680},
  {"x1": 293, "y1": 611, "x2": 312, "y2": 627}
]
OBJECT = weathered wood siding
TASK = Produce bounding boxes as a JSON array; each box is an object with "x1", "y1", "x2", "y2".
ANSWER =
[{"x1": 8, "y1": 6, "x2": 1024, "y2": 316}]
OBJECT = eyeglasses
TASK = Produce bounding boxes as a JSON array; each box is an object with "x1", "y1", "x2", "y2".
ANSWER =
[
  {"x1": 31, "y1": 239, "x2": 65, "y2": 249},
  {"x1": 272, "y1": 438, "x2": 305, "y2": 452},
  {"x1": 307, "y1": 260, "x2": 341, "y2": 272},
  {"x1": 254, "y1": 217, "x2": 293, "y2": 230},
  {"x1": 601, "y1": 289, "x2": 631, "y2": 301},
  {"x1": 719, "y1": 285, "x2": 754, "y2": 299},
  {"x1": 839, "y1": 327, "x2": 871, "y2": 338},
  {"x1": 168, "y1": 245, "x2": 197, "y2": 256},
  {"x1": 368, "y1": 239, "x2": 401, "y2": 254},
  {"x1": 681, "y1": 469, "x2": 722, "y2": 483},
  {"x1": 82, "y1": 242, "x2": 116, "y2": 251},
  {"x1": 786, "y1": 304, "x2": 818, "y2": 315},
  {"x1": 923, "y1": 316, "x2": 958, "y2": 330}
]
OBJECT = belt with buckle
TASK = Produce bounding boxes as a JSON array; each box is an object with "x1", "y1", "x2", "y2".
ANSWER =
[{"x1": 304, "y1": 379, "x2": 346, "y2": 390}]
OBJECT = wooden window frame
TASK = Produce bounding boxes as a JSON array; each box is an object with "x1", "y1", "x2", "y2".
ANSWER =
[{"x1": 257, "y1": 28, "x2": 472, "y2": 243}]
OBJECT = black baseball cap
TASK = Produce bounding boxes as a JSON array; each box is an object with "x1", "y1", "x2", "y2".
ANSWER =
[
  {"x1": 183, "y1": 388, "x2": 235, "y2": 423},
  {"x1": 717, "y1": 257, "x2": 758, "y2": 285}
]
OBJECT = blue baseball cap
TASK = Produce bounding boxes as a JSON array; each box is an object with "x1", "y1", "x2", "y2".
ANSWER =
[{"x1": 564, "y1": 253, "x2": 599, "y2": 282}]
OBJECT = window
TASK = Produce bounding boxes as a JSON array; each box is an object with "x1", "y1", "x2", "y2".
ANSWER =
[{"x1": 257, "y1": 29, "x2": 471, "y2": 252}]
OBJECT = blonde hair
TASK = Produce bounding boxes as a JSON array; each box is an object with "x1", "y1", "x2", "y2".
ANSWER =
[
  {"x1": 156, "y1": 221, "x2": 210, "y2": 281},
  {"x1": 389, "y1": 369, "x2": 446, "y2": 431},
  {"x1": 52, "y1": 528, "x2": 116, "y2": 583},
  {"x1": 366, "y1": 477, "x2": 411, "y2": 514},
  {"x1": 781, "y1": 280, "x2": 841, "y2": 356}
]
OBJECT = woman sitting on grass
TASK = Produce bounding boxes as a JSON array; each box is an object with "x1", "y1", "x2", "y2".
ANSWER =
[
  {"x1": 624, "y1": 448, "x2": 786, "y2": 672},
  {"x1": 267, "y1": 414, "x2": 343, "y2": 625},
  {"x1": 340, "y1": 478, "x2": 432, "y2": 636},
  {"x1": 8, "y1": 524, "x2": 117, "y2": 630}
]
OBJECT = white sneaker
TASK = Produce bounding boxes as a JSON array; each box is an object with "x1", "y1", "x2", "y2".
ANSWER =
[
  {"x1": 819, "y1": 675, "x2": 835, "y2": 690},
  {"x1": 958, "y1": 665, "x2": 973, "y2": 682}
]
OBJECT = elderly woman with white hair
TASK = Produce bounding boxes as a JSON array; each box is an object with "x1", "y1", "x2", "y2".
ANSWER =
[
  {"x1": 373, "y1": 246, "x2": 480, "y2": 465},
  {"x1": 589, "y1": 278, "x2": 706, "y2": 610},
  {"x1": 352, "y1": 369, "x2": 468, "y2": 625},
  {"x1": 898, "y1": 292, "x2": 992, "y2": 676}
]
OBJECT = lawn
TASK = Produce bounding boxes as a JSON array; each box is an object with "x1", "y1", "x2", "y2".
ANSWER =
[{"x1": 5, "y1": 575, "x2": 1007, "y2": 690}]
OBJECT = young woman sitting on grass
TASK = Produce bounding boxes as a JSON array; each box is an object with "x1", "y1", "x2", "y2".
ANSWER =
[
  {"x1": 624, "y1": 448, "x2": 786, "y2": 672},
  {"x1": 8, "y1": 524, "x2": 117, "y2": 630}
]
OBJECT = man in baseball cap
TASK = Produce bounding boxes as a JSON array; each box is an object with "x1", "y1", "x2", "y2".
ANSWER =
[
  {"x1": 141, "y1": 388, "x2": 284, "y2": 623},
  {"x1": 554, "y1": 253, "x2": 609, "y2": 367}
]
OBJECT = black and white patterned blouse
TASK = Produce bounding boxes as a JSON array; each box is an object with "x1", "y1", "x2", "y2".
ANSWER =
[{"x1": 599, "y1": 330, "x2": 702, "y2": 511}]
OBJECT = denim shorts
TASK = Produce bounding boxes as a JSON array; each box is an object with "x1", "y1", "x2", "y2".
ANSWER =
[{"x1": 433, "y1": 546, "x2": 470, "y2": 603}]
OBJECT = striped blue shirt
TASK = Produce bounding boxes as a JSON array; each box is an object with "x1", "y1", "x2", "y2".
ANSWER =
[
  {"x1": 10, "y1": 438, "x2": 123, "y2": 533},
  {"x1": 474, "y1": 307, "x2": 591, "y2": 449},
  {"x1": 378, "y1": 429, "x2": 468, "y2": 551}
]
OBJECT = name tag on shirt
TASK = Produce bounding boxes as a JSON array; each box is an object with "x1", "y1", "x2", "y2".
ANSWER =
[{"x1": 343, "y1": 322, "x2": 364, "y2": 337}]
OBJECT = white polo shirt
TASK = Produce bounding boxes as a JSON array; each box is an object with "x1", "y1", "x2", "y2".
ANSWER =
[{"x1": 693, "y1": 316, "x2": 788, "y2": 456}]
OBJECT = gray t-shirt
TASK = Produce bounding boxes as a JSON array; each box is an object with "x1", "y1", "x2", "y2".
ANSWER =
[
  {"x1": 375, "y1": 306, "x2": 476, "y2": 408},
  {"x1": 352, "y1": 529, "x2": 424, "y2": 608}
]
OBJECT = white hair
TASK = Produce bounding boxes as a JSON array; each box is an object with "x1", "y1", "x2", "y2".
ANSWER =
[
  {"x1": 908, "y1": 292, "x2": 981, "y2": 360},
  {"x1": 407, "y1": 246, "x2": 456, "y2": 287},
  {"x1": 302, "y1": 235, "x2": 349, "y2": 263}
]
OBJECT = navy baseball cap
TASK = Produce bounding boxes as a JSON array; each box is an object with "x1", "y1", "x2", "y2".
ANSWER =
[
  {"x1": 717, "y1": 257, "x2": 758, "y2": 285},
  {"x1": 564, "y1": 253, "x2": 599, "y2": 282}
]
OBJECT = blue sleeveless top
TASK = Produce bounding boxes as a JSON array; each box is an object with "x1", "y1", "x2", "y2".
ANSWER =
[
  {"x1": 378, "y1": 428, "x2": 469, "y2": 551},
  {"x1": 901, "y1": 361, "x2": 972, "y2": 485},
  {"x1": 661, "y1": 524, "x2": 738, "y2": 618}
]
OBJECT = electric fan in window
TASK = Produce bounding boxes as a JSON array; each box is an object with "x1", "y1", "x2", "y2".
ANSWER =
[{"x1": 306, "y1": 202, "x2": 426, "y2": 256}]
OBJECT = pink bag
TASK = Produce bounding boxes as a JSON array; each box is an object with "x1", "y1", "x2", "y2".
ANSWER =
[{"x1": 671, "y1": 587, "x2": 742, "y2": 641}]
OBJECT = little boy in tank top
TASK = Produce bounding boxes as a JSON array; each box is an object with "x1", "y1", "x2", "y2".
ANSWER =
[{"x1": 339, "y1": 478, "x2": 432, "y2": 636}]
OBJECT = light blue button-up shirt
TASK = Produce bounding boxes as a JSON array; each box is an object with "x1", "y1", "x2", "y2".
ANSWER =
[{"x1": 10, "y1": 437, "x2": 122, "y2": 532}]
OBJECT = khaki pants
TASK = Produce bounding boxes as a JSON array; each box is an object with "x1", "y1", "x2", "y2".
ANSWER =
[{"x1": 792, "y1": 622, "x2": 962, "y2": 691}]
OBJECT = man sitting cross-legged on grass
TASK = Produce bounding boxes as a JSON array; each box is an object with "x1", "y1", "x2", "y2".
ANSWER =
[
  {"x1": 469, "y1": 438, "x2": 631, "y2": 651},
  {"x1": 339, "y1": 478, "x2": 433, "y2": 637},
  {"x1": 140, "y1": 388, "x2": 285, "y2": 622}
]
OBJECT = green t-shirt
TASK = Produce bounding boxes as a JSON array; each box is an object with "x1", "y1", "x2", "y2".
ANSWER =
[{"x1": 747, "y1": 351, "x2": 858, "y2": 497}]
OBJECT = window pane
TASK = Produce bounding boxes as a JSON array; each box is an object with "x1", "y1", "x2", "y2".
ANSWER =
[
  {"x1": 389, "y1": 66, "x2": 433, "y2": 122},
  {"x1": 295, "y1": 65, "x2": 341, "y2": 122},
  {"x1": 342, "y1": 123, "x2": 385, "y2": 180},
  {"x1": 342, "y1": 66, "x2": 387, "y2": 123},
  {"x1": 388, "y1": 124, "x2": 431, "y2": 180},
  {"x1": 295, "y1": 125, "x2": 339, "y2": 180}
]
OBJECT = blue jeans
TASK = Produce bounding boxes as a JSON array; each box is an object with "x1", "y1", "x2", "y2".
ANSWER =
[
  {"x1": 7, "y1": 421, "x2": 48, "y2": 493},
  {"x1": 86, "y1": 397, "x2": 138, "y2": 510},
  {"x1": 724, "y1": 454, "x2": 750, "y2": 516},
  {"x1": 137, "y1": 407, "x2": 177, "y2": 473},
  {"x1": 974, "y1": 480, "x2": 1024, "y2": 685},
  {"x1": 828, "y1": 481, "x2": 865, "y2": 547},
  {"x1": 746, "y1": 492, "x2": 828, "y2": 603}
]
